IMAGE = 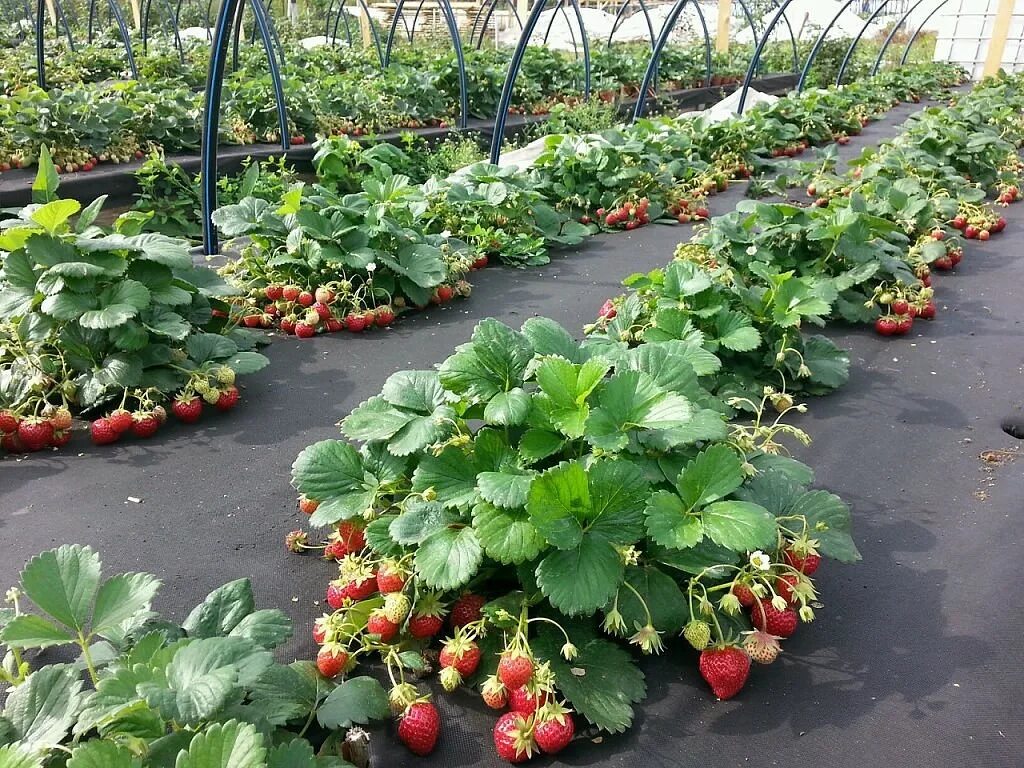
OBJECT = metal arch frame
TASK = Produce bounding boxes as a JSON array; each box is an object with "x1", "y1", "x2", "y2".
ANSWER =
[
  {"x1": 329, "y1": 0, "x2": 355, "y2": 46},
  {"x1": 142, "y1": 0, "x2": 185, "y2": 59},
  {"x1": 469, "y1": 0, "x2": 524, "y2": 50},
  {"x1": 631, "y1": 0, "x2": 712, "y2": 122},
  {"x1": 607, "y1": 0, "x2": 655, "y2": 50},
  {"x1": 35, "y1": 0, "x2": 79, "y2": 89},
  {"x1": 382, "y1": 0, "x2": 468, "y2": 129},
  {"x1": 328, "y1": 0, "x2": 384, "y2": 65},
  {"x1": 200, "y1": 0, "x2": 292, "y2": 255},
  {"x1": 231, "y1": 0, "x2": 285, "y2": 71},
  {"x1": 797, "y1": 0, "x2": 860, "y2": 91},
  {"x1": 835, "y1": 0, "x2": 894, "y2": 86},
  {"x1": 540, "y1": 0, "x2": 592, "y2": 99},
  {"x1": 84, "y1": 0, "x2": 139, "y2": 79},
  {"x1": 872, "y1": 0, "x2": 932, "y2": 74},
  {"x1": 736, "y1": 0, "x2": 797, "y2": 114},
  {"x1": 173, "y1": 0, "x2": 210, "y2": 38},
  {"x1": 901, "y1": 0, "x2": 950, "y2": 66},
  {"x1": 488, "y1": 0, "x2": 591, "y2": 163},
  {"x1": 764, "y1": 0, "x2": 799, "y2": 75}
]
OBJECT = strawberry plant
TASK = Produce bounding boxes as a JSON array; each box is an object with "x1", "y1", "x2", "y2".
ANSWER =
[
  {"x1": 0, "y1": 150, "x2": 268, "y2": 452},
  {"x1": 0, "y1": 544, "x2": 389, "y2": 765},
  {"x1": 289, "y1": 315, "x2": 860, "y2": 752}
]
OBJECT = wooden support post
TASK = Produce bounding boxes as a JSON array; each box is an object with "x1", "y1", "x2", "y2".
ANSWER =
[
  {"x1": 982, "y1": 0, "x2": 1015, "y2": 77},
  {"x1": 717, "y1": 0, "x2": 732, "y2": 53},
  {"x1": 128, "y1": 0, "x2": 141, "y2": 29},
  {"x1": 359, "y1": 7, "x2": 371, "y2": 47}
]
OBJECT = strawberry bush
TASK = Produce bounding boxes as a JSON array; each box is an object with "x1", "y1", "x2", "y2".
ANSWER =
[
  {"x1": 0, "y1": 544, "x2": 392, "y2": 766},
  {"x1": 0, "y1": 151, "x2": 268, "y2": 452}
]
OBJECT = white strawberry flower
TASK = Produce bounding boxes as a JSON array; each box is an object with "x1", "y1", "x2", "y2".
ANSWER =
[
  {"x1": 749, "y1": 551, "x2": 771, "y2": 571},
  {"x1": 365, "y1": 262, "x2": 377, "y2": 272}
]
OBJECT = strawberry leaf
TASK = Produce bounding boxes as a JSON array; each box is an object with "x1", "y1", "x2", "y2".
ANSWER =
[
  {"x1": 316, "y1": 677, "x2": 390, "y2": 730},
  {"x1": 533, "y1": 623, "x2": 646, "y2": 734},
  {"x1": 414, "y1": 526, "x2": 483, "y2": 591},
  {"x1": 173, "y1": 720, "x2": 266, "y2": 768},
  {"x1": 472, "y1": 502, "x2": 545, "y2": 565}
]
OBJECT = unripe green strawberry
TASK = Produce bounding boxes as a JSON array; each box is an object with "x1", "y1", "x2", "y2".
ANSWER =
[
  {"x1": 202, "y1": 388, "x2": 221, "y2": 405},
  {"x1": 439, "y1": 665, "x2": 462, "y2": 692},
  {"x1": 683, "y1": 620, "x2": 711, "y2": 650},
  {"x1": 216, "y1": 366, "x2": 235, "y2": 385},
  {"x1": 384, "y1": 592, "x2": 411, "y2": 624}
]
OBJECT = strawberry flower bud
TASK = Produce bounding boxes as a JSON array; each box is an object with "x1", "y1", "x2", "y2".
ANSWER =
[
  {"x1": 799, "y1": 605, "x2": 816, "y2": 622},
  {"x1": 560, "y1": 642, "x2": 578, "y2": 661},
  {"x1": 629, "y1": 622, "x2": 665, "y2": 655},
  {"x1": 601, "y1": 607, "x2": 626, "y2": 636},
  {"x1": 718, "y1": 592, "x2": 742, "y2": 615},
  {"x1": 771, "y1": 595, "x2": 789, "y2": 612}
]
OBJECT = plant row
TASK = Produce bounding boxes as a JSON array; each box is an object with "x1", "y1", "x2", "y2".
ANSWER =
[
  {"x1": 213, "y1": 64, "x2": 965, "y2": 344},
  {"x1": 0, "y1": 38, "x2": 787, "y2": 173},
  {"x1": 280, "y1": 70, "x2": 1024, "y2": 762}
]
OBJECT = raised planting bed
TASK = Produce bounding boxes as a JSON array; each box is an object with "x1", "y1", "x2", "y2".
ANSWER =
[{"x1": 0, "y1": 74, "x2": 801, "y2": 209}]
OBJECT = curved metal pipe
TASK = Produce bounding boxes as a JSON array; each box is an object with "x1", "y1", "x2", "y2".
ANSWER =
[
  {"x1": 330, "y1": 0, "x2": 354, "y2": 46},
  {"x1": 736, "y1": 0, "x2": 795, "y2": 114},
  {"x1": 607, "y1": 0, "x2": 654, "y2": 50},
  {"x1": 143, "y1": 0, "x2": 185, "y2": 60},
  {"x1": 383, "y1": 0, "x2": 468, "y2": 128},
  {"x1": 872, "y1": 0, "x2": 931, "y2": 75},
  {"x1": 835, "y1": 0, "x2": 893, "y2": 86},
  {"x1": 489, "y1": 0, "x2": 555, "y2": 163},
  {"x1": 247, "y1": 0, "x2": 290, "y2": 145},
  {"x1": 901, "y1": 0, "x2": 950, "y2": 66},
  {"x1": 52, "y1": 0, "x2": 73, "y2": 47},
  {"x1": 472, "y1": 0, "x2": 523, "y2": 50},
  {"x1": 796, "y1": 0, "x2": 858, "y2": 92},
  {"x1": 767, "y1": 0, "x2": 799, "y2": 75},
  {"x1": 631, "y1": 0, "x2": 712, "y2": 121}
]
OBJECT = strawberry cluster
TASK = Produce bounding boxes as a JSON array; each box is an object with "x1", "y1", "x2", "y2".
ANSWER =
[
  {"x1": 597, "y1": 198, "x2": 651, "y2": 230},
  {"x1": 685, "y1": 542, "x2": 821, "y2": 700},
  {"x1": 0, "y1": 406, "x2": 73, "y2": 453}
]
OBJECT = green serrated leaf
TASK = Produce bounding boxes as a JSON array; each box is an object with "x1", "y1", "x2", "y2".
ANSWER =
[
  {"x1": 91, "y1": 572, "x2": 161, "y2": 637},
  {"x1": 415, "y1": 526, "x2": 483, "y2": 591},
  {"x1": 316, "y1": 677, "x2": 390, "y2": 730},
  {"x1": 173, "y1": 720, "x2": 266, "y2": 768},
  {"x1": 67, "y1": 740, "x2": 141, "y2": 768},
  {"x1": 4, "y1": 665, "x2": 84, "y2": 750},
  {"x1": 701, "y1": 501, "x2": 777, "y2": 551},
  {"x1": 182, "y1": 580, "x2": 255, "y2": 639},
  {"x1": 536, "y1": 536, "x2": 623, "y2": 616},
  {"x1": 677, "y1": 444, "x2": 745, "y2": 510},
  {"x1": 19, "y1": 545, "x2": 101, "y2": 633},
  {"x1": 472, "y1": 502, "x2": 545, "y2": 565},
  {"x1": 787, "y1": 490, "x2": 861, "y2": 562}
]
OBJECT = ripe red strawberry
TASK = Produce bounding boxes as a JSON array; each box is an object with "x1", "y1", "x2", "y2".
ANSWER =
[
  {"x1": 932, "y1": 255, "x2": 954, "y2": 271},
  {"x1": 377, "y1": 560, "x2": 407, "y2": 593},
  {"x1": 978, "y1": 229, "x2": 990, "y2": 241},
  {"x1": 931, "y1": 228, "x2": 945, "y2": 241},
  {"x1": 598, "y1": 299, "x2": 616, "y2": 319},
  {"x1": 367, "y1": 610, "x2": 399, "y2": 643},
  {"x1": 695, "y1": 206, "x2": 710, "y2": 219},
  {"x1": 295, "y1": 322, "x2": 316, "y2": 339},
  {"x1": 874, "y1": 316, "x2": 897, "y2": 336},
  {"x1": 891, "y1": 299, "x2": 909, "y2": 315},
  {"x1": 493, "y1": 712, "x2": 535, "y2": 763},
  {"x1": 172, "y1": 396, "x2": 202, "y2": 423},
  {"x1": 994, "y1": 216, "x2": 1007, "y2": 232},
  {"x1": 297, "y1": 291, "x2": 315, "y2": 307},
  {"x1": 919, "y1": 300, "x2": 937, "y2": 320},
  {"x1": 49, "y1": 429, "x2": 72, "y2": 448},
  {"x1": 398, "y1": 701, "x2": 440, "y2": 756},
  {"x1": 893, "y1": 315, "x2": 913, "y2": 335},
  {"x1": 312, "y1": 301, "x2": 332, "y2": 320},
  {"x1": 450, "y1": 593, "x2": 485, "y2": 628},
  {"x1": 408, "y1": 613, "x2": 444, "y2": 639},
  {"x1": 439, "y1": 639, "x2": 482, "y2": 677},
  {"x1": 776, "y1": 574, "x2": 801, "y2": 605},
  {"x1": 952, "y1": 215, "x2": 966, "y2": 230},
  {"x1": 323, "y1": 540, "x2": 344, "y2": 560},
  {"x1": 316, "y1": 645, "x2": 348, "y2": 678},
  {"x1": 298, "y1": 495, "x2": 319, "y2": 515},
  {"x1": 533, "y1": 708, "x2": 575, "y2": 755},
  {"x1": 751, "y1": 600, "x2": 798, "y2": 638},
  {"x1": 131, "y1": 413, "x2": 160, "y2": 438},
  {"x1": 436, "y1": 285, "x2": 454, "y2": 303},
  {"x1": 313, "y1": 616, "x2": 330, "y2": 644},
  {"x1": 90, "y1": 418, "x2": 119, "y2": 445},
  {"x1": 280, "y1": 317, "x2": 296, "y2": 334},
  {"x1": 732, "y1": 582, "x2": 756, "y2": 607},
  {"x1": 215, "y1": 386, "x2": 239, "y2": 411},
  {"x1": 964, "y1": 225, "x2": 978, "y2": 239},
  {"x1": 784, "y1": 548, "x2": 821, "y2": 575},
  {"x1": 508, "y1": 685, "x2": 547, "y2": 714},
  {"x1": 374, "y1": 306, "x2": 395, "y2": 326},
  {"x1": 343, "y1": 576, "x2": 378, "y2": 602},
  {"x1": 344, "y1": 313, "x2": 367, "y2": 333},
  {"x1": 17, "y1": 417, "x2": 53, "y2": 451},
  {"x1": 325, "y1": 318, "x2": 343, "y2": 333},
  {"x1": 0, "y1": 409, "x2": 19, "y2": 433},
  {"x1": 1, "y1": 432, "x2": 25, "y2": 452},
  {"x1": 242, "y1": 313, "x2": 262, "y2": 328},
  {"x1": 497, "y1": 652, "x2": 534, "y2": 691},
  {"x1": 698, "y1": 646, "x2": 751, "y2": 700},
  {"x1": 265, "y1": 284, "x2": 284, "y2": 301},
  {"x1": 337, "y1": 521, "x2": 366, "y2": 552},
  {"x1": 326, "y1": 582, "x2": 347, "y2": 610},
  {"x1": 282, "y1": 285, "x2": 301, "y2": 301}
]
